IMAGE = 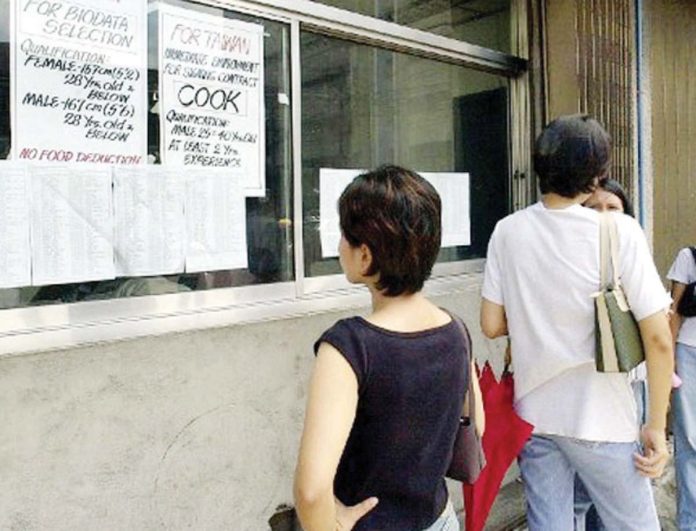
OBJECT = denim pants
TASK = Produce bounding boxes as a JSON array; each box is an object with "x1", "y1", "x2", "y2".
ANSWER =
[
  {"x1": 674, "y1": 342, "x2": 696, "y2": 530},
  {"x1": 573, "y1": 380, "x2": 646, "y2": 530},
  {"x1": 422, "y1": 499, "x2": 459, "y2": 531},
  {"x1": 574, "y1": 476, "x2": 605, "y2": 531},
  {"x1": 519, "y1": 434, "x2": 659, "y2": 530}
]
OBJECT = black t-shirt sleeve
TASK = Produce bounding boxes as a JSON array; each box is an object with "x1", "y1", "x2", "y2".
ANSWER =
[{"x1": 313, "y1": 319, "x2": 368, "y2": 390}]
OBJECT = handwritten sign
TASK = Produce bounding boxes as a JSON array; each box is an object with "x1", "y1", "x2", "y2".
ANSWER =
[
  {"x1": 11, "y1": 0, "x2": 147, "y2": 165},
  {"x1": 158, "y1": 4, "x2": 266, "y2": 197}
]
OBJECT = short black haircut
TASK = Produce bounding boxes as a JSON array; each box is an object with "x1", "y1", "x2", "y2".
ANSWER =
[
  {"x1": 534, "y1": 114, "x2": 612, "y2": 198},
  {"x1": 599, "y1": 177, "x2": 634, "y2": 217},
  {"x1": 338, "y1": 165, "x2": 441, "y2": 296}
]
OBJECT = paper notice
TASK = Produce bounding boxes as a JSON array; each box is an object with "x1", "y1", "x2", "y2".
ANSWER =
[
  {"x1": 421, "y1": 172, "x2": 470, "y2": 247},
  {"x1": 158, "y1": 4, "x2": 266, "y2": 196},
  {"x1": 113, "y1": 166, "x2": 185, "y2": 276},
  {"x1": 30, "y1": 164, "x2": 115, "y2": 285},
  {"x1": 318, "y1": 169, "x2": 470, "y2": 259},
  {"x1": 11, "y1": 0, "x2": 148, "y2": 166},
  {"x1": 319, "y1": 168, "x2": 362, "y2": 258},
  {"x1": 185, "y1": 168, "x2": 248, "y2": 272},
  {"x1": 0, "y1": 161, "x2": 31, "y2": 288}
]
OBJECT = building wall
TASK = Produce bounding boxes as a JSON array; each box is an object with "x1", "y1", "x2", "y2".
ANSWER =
[
  {"x1": 544, "y1": 0, "x2": 637, "y2": 201},
  {"x1": 647, "y1": 0, "x2": 696, "y2": 276},
  {"x1": 0, "y1": 281, "x2": 494, "y2": 529}
]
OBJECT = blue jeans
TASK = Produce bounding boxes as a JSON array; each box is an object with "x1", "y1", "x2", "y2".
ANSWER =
[
  {"x1": 573, "y1": 380, "x2": 646, "y2": 530},
  {"x1": 574, "y1": 476, "x2": 605, "y2": 530},
  {"x1": 519, "y1": 435, "x2": 659, "y2": 530},
  {"x1": 422, "y1": 499, "x2": 459, "y2": 531},
  {"x1": 674, "y1": 342, "x2": 696, "y2": 530}
]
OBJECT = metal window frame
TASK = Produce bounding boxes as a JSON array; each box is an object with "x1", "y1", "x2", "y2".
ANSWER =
[{"x1": 0, "y1": 0, "x2": 529, "y2": 357}]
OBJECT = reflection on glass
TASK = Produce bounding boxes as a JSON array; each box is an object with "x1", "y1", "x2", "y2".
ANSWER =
[
  {"x1": 301, "y1": 32, "x2": 510, "y2": 278},
  {"x1": 314, "y1": 0, "x2": 511, "y2": 53}
]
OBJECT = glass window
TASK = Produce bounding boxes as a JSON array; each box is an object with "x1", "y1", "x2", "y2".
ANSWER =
[
  {"x1": 313, "y1": 0, "x2": 511, "y2": 54},
  {"x1": 301, "y1": 32, "x2": 510, "y2": 278},
  {"x1": 0, "y1": 0, "x2": 293, "y2": 309}
]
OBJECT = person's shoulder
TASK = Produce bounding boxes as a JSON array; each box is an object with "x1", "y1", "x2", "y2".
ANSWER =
[
  {"x1": 611, "y1": 210, "x2": 639, "y2": 225},
  {"x1": 676, "y1": 246, "x2": 696, "y2": 258},
  {"x1": 668, "y1": 247, "x2": 696, "y2": 270},
  {"x1": 612, "y1": 211, "x2": 643, "y2": 236},
  {"x1": 667, "y1": 247, "x2": 696, "y2": 281},
  {"x1": 319, "y1": 317, "x2": 364, "y2": 341},
  {"x1": 315, "y1": 318, "x2": 370, "y2": 386},
  {"x1": 493, "y1": 203, "x2": 538, "y2": 233}
]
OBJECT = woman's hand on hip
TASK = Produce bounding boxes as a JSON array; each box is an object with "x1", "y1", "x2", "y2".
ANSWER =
[{"x1": 335, "y1": 497, "x2": 378, "y2": 530}]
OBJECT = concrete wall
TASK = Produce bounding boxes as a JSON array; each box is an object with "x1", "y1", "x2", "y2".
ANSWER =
[
  {"x1": 0, "y1": 280, "x2": 497, "y2": 530},
  {"x1": 646, "y1": 0, "x2": 696, "y2": 277},
  {"x1": 544, "y1": 0, "x2": 638, "y2": 201}
]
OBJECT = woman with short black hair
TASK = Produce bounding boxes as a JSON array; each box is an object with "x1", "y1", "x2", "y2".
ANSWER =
[{"x1": 294, "y1": 165, "x2": 483, "y2": 531}]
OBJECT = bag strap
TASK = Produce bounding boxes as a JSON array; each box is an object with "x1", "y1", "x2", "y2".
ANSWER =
[
  {"x1": 599, "y1": 212, "x2": 621, "y2": 290},
  {"x1": 599, "y1": 213, "x2": 632, "y2": 313},
  {"x1": 451, "y1": 315, "x2": 477, "y2": 423},
  {"x1": 599, "y1": 213, "x2": 611, "y2": 289}
]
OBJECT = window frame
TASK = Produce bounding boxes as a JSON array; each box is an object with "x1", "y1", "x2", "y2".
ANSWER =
[{"x1": 0, "y1": 0, "x2": 530, "y2": 356}]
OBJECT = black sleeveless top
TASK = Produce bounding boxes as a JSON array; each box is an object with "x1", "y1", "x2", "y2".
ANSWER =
[{"x1": 314, "y1": 315, "x2": 469, "y2": 530}]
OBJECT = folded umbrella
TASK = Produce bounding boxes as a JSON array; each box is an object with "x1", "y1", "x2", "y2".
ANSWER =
[{"x1": 463, "y1": 362, "x2": 534, "y2": 531}]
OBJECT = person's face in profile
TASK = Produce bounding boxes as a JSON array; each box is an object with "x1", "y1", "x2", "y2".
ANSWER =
[{"x1": 584, "y1": 188, "x2": 624, "y2": 213}]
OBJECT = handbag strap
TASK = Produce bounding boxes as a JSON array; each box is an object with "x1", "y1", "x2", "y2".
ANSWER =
[
  {"x1": 599, "y1": 213, "x2": 631, "y2": 313},
  {"x1": 451, "y1": 315, "x2": 477, "y2": 423},
  {"x1": 599, "y1": 212, "x2": 621, "y2": 290}
]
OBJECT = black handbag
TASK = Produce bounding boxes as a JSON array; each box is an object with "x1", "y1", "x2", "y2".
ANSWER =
[
  {"x1": 677, "y1": 247, "x2": 696, "y2": 317},
  {"x1": 446, "y1": 317, "x2": 486, "y2": 484}
]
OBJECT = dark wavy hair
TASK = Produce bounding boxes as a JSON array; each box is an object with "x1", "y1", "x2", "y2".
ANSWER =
[
  {"x1": 598, "y1": 177, "x2": 634, "y2": 217},
  {"x1": 534, "y1": 114, "x2": 612, "y2": 198},
  {"x1": 338, "y1": 165, "x2": 441, "y2": 296}
]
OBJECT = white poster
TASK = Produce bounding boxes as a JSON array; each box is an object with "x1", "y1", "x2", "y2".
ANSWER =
[
  {"x1": 318, "y1": 169, "x2": 470, "y2": 258},
  {"x1": 185, "y1": 168, "x2": 247, "y2": 273},
  {"x1": 11, "y1": 0, "x2": 148, "y2": 165},
  {"x1": 420, "y1": 172, "x2": 471, "y2": 248},
  {"x1": 319, "y1": 168, "x2": 362, "y2": 258},
  {"x1": 158, "y1": 4, "x2": 265, "y2": 196},
  {"x1": 0, "y1": 161, "x2": 31, "y2": 288},
  {"x1": 30, "y1": 165, "x2": 115, "y2": 285},
  {"x1": 113, "y1": 166, "x2": 185, "y2": 277}
]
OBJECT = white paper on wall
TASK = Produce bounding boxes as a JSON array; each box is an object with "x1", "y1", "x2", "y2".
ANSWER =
[
  {"x1": 185, "y1": 168, "x2": 247, "y2": 273},
  {"x1": 158, "y1": 4, "x2": 266, "y2": 196},
  {"x1": 30, "y1": 164, "x2": 115, "y2": 285},
  {"x1": 0, "y1": 161, "x2": 31, "y2": 288},
  {"x1": 113, "y1": 166, "x2": 185, "y2": 277},
  {"x1": 11, "y1": 0, "x2": 148, "y2": 166},
  {"x1": 318, "y1": 169, "x2": 471, "y2": 259},
  {"x1": 319, "y1": 168, "x2": 362, "y2": 258},
  {"x1": 420, "y1": 172, "x2": 471, "y2": 247}
]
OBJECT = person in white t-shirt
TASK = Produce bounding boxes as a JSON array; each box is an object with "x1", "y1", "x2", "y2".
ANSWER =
[
  {"x1": 668, "y1": 246, "x2": 696, "y2": 530},
  {"x1": 481, "y1": 114, "x2": 673, "y2": 530}
]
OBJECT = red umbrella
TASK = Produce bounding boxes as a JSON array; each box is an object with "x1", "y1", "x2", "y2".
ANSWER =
[{"x1": 463, "y1": 362, "x2": 534, "y2": 531}]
